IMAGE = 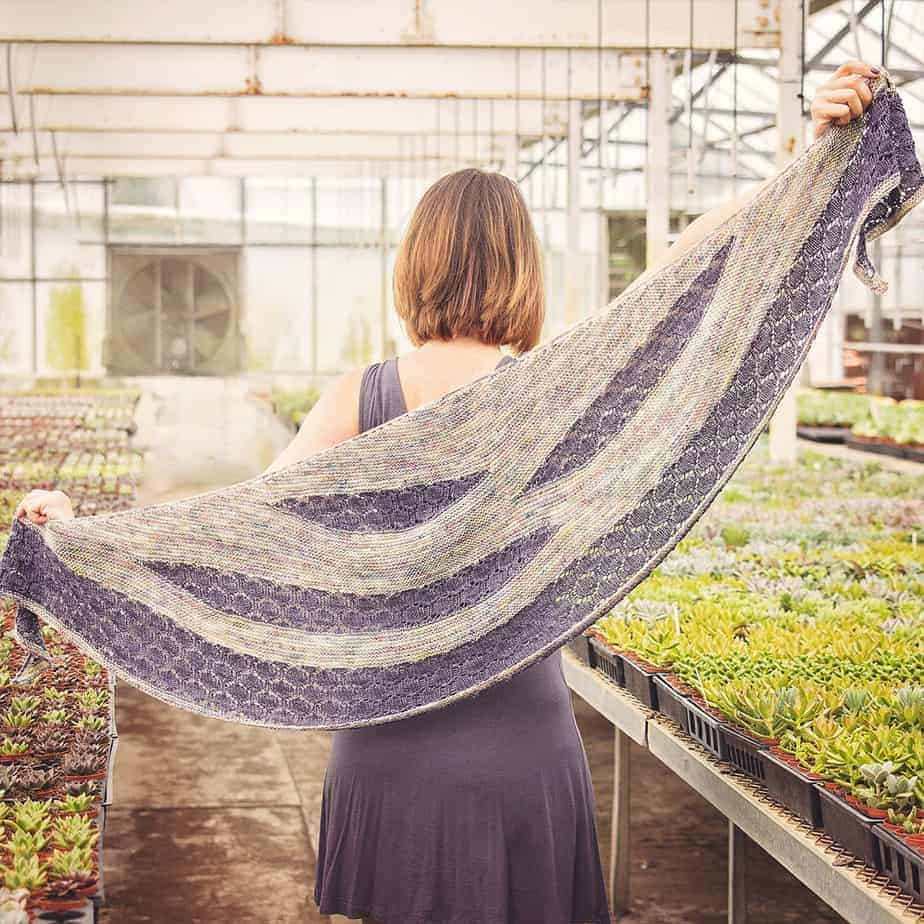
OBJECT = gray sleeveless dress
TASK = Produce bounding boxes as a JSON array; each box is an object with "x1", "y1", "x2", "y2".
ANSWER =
[{"x1": 313, "y1": 355, "x2": 611, "y2": 924}]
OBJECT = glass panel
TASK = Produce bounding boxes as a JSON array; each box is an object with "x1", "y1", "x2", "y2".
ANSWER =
[
  {"x1": 36, "y1": 280, "x2": 105, "y2": 376},
  {"x1": 315, "y1": 246, "x2": 383, "y2": 373},
  {"x1": 178, "y1": 177, "x2": 242, "y2": 245},
  {"x1": 0, "y1": 184, "x2": 33, "y2": 281},
  {"x1": 35, "y1": 183, "x2": 106, "y2": 281},
  {"x1": 109, "y1": 177, "x2": 179, "y2": 244},
  {"x1": 244, "y1": 178, "x2": 313, "y2": 245},
  {"x1": 0, "y1": 282, "x2": 32, "y2": 376},
  {"x1": 242, "y1": 247, "x2": 313, "y2": 373}
]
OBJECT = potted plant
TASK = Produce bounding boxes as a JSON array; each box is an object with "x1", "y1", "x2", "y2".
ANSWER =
[
  {"x1": 53, "y1": 793, "x2": 97, "y2": 818},
  {"x1": 0, "y1": 741, "x2": 28, "y2": 765},
  {"x1": 61, "y1": 747, "x2": 106, "y2": 783}
]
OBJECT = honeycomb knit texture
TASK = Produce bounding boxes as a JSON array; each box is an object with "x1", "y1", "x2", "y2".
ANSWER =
[{"x1": 1, "y1": 70, "x2": 921, "y2": 729}]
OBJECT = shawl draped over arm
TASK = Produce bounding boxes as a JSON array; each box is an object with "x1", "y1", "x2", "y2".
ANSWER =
[{"x1": 1, "y1": 69, "x2": 922, "y2": 729}]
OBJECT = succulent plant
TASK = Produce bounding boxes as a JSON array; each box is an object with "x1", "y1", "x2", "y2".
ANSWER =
[
  {"x1": 62, "y1": 781, "x2": 99, "y2": 800},
  {"x1": 855, "y1": 761, "x2": 920, "y2": 812},
  {"x1": 72, "y1": 689, "x2": 108, "y2": 713},
  {"x1": 0, "y1": 740, "x2": 28, "y2": 758},
  {"x1": 2, "y1": 853, "x2": 47, "y2": 891},
  {"x1": 7, "y1": 827, "x2": 49, "y2": 858},
  {"x1": 8, "y1": 696, "x2": 40, "y2": 716},
  {"x1": 43, "y1": 870, "x2": 96, "y2": 899},
  {"x1": 50, "y1": 815, "x2": 98, "y2": 851},
  {"x1": 81, "y1": 660, "x2": 103, "y2": 678},
  {"x1": 47, "y1": 845, "x2": 94, "y2": 878},
  {"x1": 41, "y1": 708, "x2": 70, "y2": 725},
  {"x1": 54, "y1": 793, "x2": 94, "y2": 814},
  {"x1": 73, "y1": 714, "x2": 107, "y2": 733},
  {"x1": 62, "y1": 747, "x2": 102, "y2": 777},
  {"x1": 9, "y1": 799, "x2": 52, "y2": 834},
  {"x1": 28, "y1": 724, "x2": 71, "y2": 755},
  {"x1": 9, "y1": 767, "x2": 56, "y2": 797}
]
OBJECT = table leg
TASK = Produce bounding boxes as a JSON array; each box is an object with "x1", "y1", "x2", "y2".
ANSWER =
[
  {"x1": 610, "y1": 727, "x2": 632, "y2": 916},
  {"x1": 728, "y1": 821, "x2": 748, "y2": 923}
]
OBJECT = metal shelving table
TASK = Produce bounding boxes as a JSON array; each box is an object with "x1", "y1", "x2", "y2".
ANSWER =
[{"x1": 562, "y1": 649, "x2": 924, "y2": 924}]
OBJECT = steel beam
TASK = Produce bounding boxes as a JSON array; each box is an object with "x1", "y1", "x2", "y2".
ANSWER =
[
  {"x1": 3, "y1": 1, "x2": 778, "y2": 49},
  {"x1": 0, "y1": 95, "x2": 556, "y2": 137},
  {"x1": 768, "y1": 0, "x2": 805, "y2": 465},
  {"x1": 646, "y1": 50, "x2": 671, "y2": 267},
  {"x1": 3, "y1": 43, "x2": 653, "y2": 102}
]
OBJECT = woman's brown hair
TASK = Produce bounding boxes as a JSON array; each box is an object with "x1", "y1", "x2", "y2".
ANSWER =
[{"x1": 392, "y1": 168, "x2": 545, "y2": 354}]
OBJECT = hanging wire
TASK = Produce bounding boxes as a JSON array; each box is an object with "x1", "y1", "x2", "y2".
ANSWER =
[
  {"x1": 472, "y1": 98, "x2": 478, "y2": 169},
  {"x1": 685, "y1": 0, "x2": 694, "y2": 197},
  {"x1": 688, "y1": 0, "x2": 693, "y2": 155},
  {"x1": 799, "y1": 0, "x2": 806, "y2": 119},
  {"x1": 597, "y1": 0, "x2": 603, "y2": 183},
  {"x1": 541, "y1": 47, "x2": 549, "y2": 247},
  {"x1": 5, "y1": 44, "x2": 17, "y2": 135},
  {"x1": 732, "y1": 0, "x2": 739, "y2": 197},
  {"x1": 514, "y1": 48, "x2": 521, "y2": 181},
  {"x1": 880, "y1": 0, "x2": 886, "y2": 66}
]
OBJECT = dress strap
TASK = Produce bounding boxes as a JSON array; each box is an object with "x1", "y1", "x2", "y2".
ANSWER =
[{"x1": 358, "y1": 359, "x2": 407, "y2": 434}]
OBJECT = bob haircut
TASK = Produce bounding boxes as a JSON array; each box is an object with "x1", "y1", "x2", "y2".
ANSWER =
[{"x1": 393, "y1": 168, "x2": 545, "y2": 355}]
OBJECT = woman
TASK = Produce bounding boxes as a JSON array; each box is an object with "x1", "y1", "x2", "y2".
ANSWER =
[{"x1": 16, "y1": 59, "x2": 879, "y2": 924}]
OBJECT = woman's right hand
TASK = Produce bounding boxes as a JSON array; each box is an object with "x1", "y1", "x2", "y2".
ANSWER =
[
  {"x1": 810, "y1": 59, "x2": 879, "y2": 139},
  {"x1": 14, "y1": 489, "x2": 75, "y2": 524}
]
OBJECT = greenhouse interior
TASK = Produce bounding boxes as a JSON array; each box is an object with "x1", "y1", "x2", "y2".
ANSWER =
[{"x1": 0, "y1": 1, "x2": 923, "y2": 922}]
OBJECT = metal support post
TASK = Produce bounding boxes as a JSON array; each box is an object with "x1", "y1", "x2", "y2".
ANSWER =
[
  {"x1": 565, "y1": 97, "x2": 582, "y2": 325},
  {"x1": 728, "y1": 821, "x2": 748, "y2": 923},
  {"x1": 768, "y1": 0, "x2": 806, "y2": 463},
  {"x1": 646, "y1": 51, "x2": 671, "y2": 268},
  {"x1": 610, "y1": 728, "x2": 632, "y2": 916}
]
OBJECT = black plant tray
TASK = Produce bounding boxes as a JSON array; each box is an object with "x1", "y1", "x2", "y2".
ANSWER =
[
  {"x1": 720, "y1": 725, "x2": 769, "y2": 783},
  {"x1": 566, "y1": 631, "x2": 595, "y2": 669},
  {"x1": 588, "y1": 636, "x2": 623, "y2": 687},
  {"x1": 874, "y1": 826, "x2": 924, "y2": 904},
  {"x1": 797, "y1": 424, "x2": 850, "y2": 443},
  {"x1": 845, "y1": 434, "x2": 924, "y2": 463},
  {"x1": 652, "y1": 675, "x2": 690, "y2": 731},
  {"x1": 817, "y1": 786, "x2": 883, "y2": 869},
  {"x1": 677, "y1": 696, "x2": 724, "y2": 760},
  {"x1": 845, "y1": 435, "x2": 906, "y2": 461},
  {"x1": 618, "y1": 653, "x2": 661, "y2": 710},
  {"x1": 761, "y1": 749, "x2": 823, "y2": 828},
  {"x1": 903, "y1": 444, "x2": 924, "y2": 463}
]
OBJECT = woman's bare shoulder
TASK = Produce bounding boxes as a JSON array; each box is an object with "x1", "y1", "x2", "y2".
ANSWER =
[{"x1": 261, "y1": 366, "x2": 366, "y2": 474}]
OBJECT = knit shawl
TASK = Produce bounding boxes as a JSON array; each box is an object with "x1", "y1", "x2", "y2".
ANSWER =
[{"x1": 1, "y1": 70, "x2": 921, "y2": 729}]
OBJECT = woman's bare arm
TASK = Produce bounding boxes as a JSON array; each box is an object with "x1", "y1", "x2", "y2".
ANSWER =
[{"x1": 260, "y1": 368, "x2": 365, "y2": 476}]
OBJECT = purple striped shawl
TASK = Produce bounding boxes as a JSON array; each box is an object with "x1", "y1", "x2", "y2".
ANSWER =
[{"x1": 1, "y1": 70, "x2": 922, "y2": 729}]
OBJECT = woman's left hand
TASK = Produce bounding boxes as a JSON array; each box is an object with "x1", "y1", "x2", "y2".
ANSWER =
[
  {"x1": 811, "y1": 59, "x2": 880, "y2": 139},
  {"x1": 14, "y1": 489, "x2": 75, "y2": 524}
]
